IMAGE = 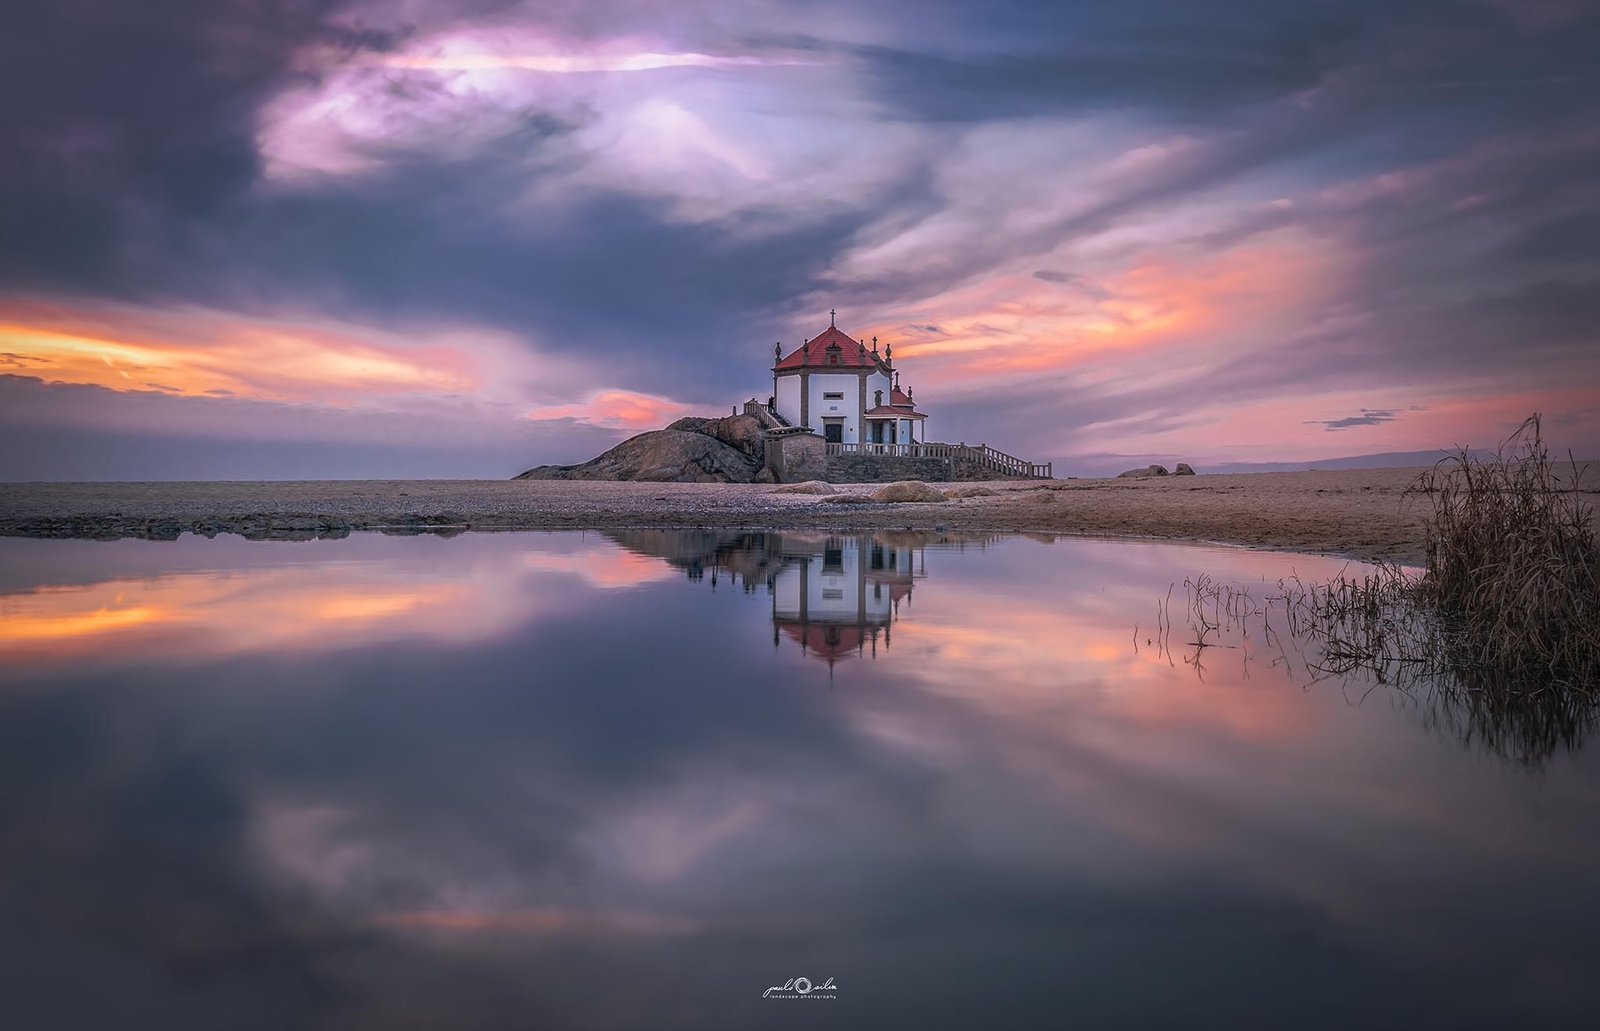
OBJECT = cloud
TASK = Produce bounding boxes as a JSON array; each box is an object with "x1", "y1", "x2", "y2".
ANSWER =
[
  {"x1": 1, "y1": 0, "x2": 1598, "y2": 476},
  {"x1": 524, "y1": 389, "x2": 700, "y2": 431},
  {"x1": 1309, "y1": 408, "x2": 1403, "y2": 431}
]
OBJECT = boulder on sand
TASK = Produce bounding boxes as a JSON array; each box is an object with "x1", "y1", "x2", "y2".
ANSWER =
[
  {"x1": 515, "y1": 429, "x2": 760, "y2": 483},
  {"x1": 1116, "y1": 464, "x2": 1170, "y2": 478},
  {"x1": 945, "y1": 486, "x2": 999, "y2": 498},
  {"x1": 772, "y1": 480, "x2": 835, "y2": 495},
  {"x1": 872, "y1": 480, "x2": 947, "y2": 503},
  {"x1": 1174, "y1": 463, "x2": 1196, "y2": 475}
]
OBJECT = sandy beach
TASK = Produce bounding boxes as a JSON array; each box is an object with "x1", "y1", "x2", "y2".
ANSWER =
[{"x1": 7, "y1": 465, "x2": 1596, "y2": 562}]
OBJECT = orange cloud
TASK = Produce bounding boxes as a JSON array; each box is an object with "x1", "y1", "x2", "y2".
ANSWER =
[
  {"x1": 525, "y1": 388, "x2": 700, "y2": 430},
  {"x1": 861, "y1": 229, "x2": 1341, "y2": 390},
  {"x1": 0, "y1": 301, "x2": 478, "y2": 403}
]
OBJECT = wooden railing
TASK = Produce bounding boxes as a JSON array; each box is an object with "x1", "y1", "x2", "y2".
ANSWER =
[
  {"x1": 953, "y1": 443, "x2": 1052, "y2": 479},
  {"x1": 826, "y1": 442, "x2": 954, "y2": 459},
  {"x1": 824, "y1": 441, "x2": 1052, "y2": 478}
]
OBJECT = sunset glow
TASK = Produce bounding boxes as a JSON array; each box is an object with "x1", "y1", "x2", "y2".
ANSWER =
[
  {"x1": 0, "y1": 306, "x2": 477, "y2": 403},
  {"x1": 2, "y1": 1, "x2": 1596, "y2": 478}
]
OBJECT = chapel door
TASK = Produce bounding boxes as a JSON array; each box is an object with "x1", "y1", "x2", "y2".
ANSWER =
[{"x1": 825, "y1": 422, "x2": 843, "y2": 444}]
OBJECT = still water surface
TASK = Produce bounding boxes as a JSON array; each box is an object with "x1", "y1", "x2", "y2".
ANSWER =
[{"x1": 1, "y1": 531, "x2": 1597, "y2": 1029}]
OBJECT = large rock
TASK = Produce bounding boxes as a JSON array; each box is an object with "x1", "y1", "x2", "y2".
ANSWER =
[
  {"x1": 516, "y1": 429, "x2": 761, "y2": 483},
  {"x1": 1116, "y1": 464, "x2": 1170, "y2": 478},
  {"x1": 872, "y1": 480, "x2": 947, "y2": 503},
  {"x1": 696, "y1": 414, "x2": 766, "y2": 460},
  {"x1": 665, "y1": 414, "x2": 764, "y2": 458},
  {"x1": 1174, "y1": 463, "x2": 1196, "y2": 475},
  {"x1": 772, "y1": 480, "x2": 835, "y2": 495}
]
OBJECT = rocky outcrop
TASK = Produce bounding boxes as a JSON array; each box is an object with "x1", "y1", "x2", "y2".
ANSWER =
[
  {"x1": 1175, "y1": 463, "x2": 1196, "y2": 475},
  {"x1": 669, "y1": 414, "x2": 766, "y2": 460},
  {"x1": 1117, "y1": 464, "x2": 1170, "y2": 478},
  {"x1": 517, "y1": 414, "x2": 769, "y2": 483},
  {"x1": 772, "y1": 480, "x2": 836, "y2": 495},
  {"x1": 516, "y1": 429, "x2": 761, "y2": 483}
]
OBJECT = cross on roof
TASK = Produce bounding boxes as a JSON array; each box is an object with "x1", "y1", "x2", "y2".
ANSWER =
[{"x1": 829, "y1": 308, "x2": 836, "y2": 326}]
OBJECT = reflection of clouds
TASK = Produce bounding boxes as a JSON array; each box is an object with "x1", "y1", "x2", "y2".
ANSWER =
[
  {"x1": 594, "y1": 797, "x2": 766, "y2": 884},
  {"x1": 375, "y1": 909, "x2": 701, "y2": 936},
  {"x1": 520, "y1": 547, "x2": 676, "y2": 589},
  {"x1": 0, "y1": 534, "x2": 678, "y2": 666},
  {"x1": 0, "y1": 569, "x2": 483, "y2": 664},
  {"x1": 3, "y1": 533, "x2": 1598, "y2": 1027}
]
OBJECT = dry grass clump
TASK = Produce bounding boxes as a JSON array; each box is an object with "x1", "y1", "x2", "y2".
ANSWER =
[
  {"x1": 1415, "y1": 414, "x2": 1598, "y2": 688},
  {"x1": 1151, "y1": 415, "x2": 1597, "y2": 763}
]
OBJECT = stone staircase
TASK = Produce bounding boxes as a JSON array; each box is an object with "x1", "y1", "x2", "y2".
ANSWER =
[{"x1": 949, "y1": 443, "x2": 1052, "y2": 480}]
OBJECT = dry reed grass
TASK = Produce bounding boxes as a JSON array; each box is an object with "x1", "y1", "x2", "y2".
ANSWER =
[
  {"x1": 1151, "y1": 415, "x2": 1598, "y2": 763},
  {"x1": 1415, "y1": 414, "x2": 1598, "y2": 688}
]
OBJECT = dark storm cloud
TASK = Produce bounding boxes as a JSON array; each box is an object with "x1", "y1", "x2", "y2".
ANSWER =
[
  {"x1": 858, "y1": 0, "x2": 1600, "y2": 125},
  {"x1": 212, "y1": 170, "x2": 903, "y2": 393},
  {"x1": 0, "y1": 0, "x2": 389, "y2": 290},
  {"x1": 0, "y1": 0, "x2": 922, "y2": 400},
  {"x1": 1, "y1": 0, "x2": 1597, "y2": 475}
]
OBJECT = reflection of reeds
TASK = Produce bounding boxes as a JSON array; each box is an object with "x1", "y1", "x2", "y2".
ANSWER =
[
  {"x1": 1151, "y1": 416, "x2": 1599, "y2": 764},
  {"x1": 1155, "y1": 570, "x2": 1597, "y2": 765}
]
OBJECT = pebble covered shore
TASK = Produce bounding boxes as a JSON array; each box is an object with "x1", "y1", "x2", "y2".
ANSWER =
[{"x1": 5, "y1": 466, "x2": 1555, "y2": 563}]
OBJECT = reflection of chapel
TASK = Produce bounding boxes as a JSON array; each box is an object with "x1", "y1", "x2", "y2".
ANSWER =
[
  {"x1": 770, "y1": 534, "x2": 923, "y2": 668},
  {"x1": 771, "y1": 311, "x2": 927, "y2": 446}
]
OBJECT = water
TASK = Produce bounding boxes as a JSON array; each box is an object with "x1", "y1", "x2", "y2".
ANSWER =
[{"x1": 2, "y1": 531, "x2": 1597, "y2": 1030}]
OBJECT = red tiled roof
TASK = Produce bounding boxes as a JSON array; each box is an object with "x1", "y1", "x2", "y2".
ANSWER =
[
  {"x1": 780, "y1": 622, "x2": 878, "y2": 661},
  {"x1": 890, "y1": 386, "x2": 913, "y2": 406},
  {"x1": 864, "y1": 405, "x2": 925, "y2": 418},
  {"x1": 775, "y1": 326, "x2": 885, "y2": 370}
]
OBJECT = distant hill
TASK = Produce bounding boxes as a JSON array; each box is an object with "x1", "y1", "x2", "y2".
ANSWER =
[{"x1": 1203, "y1": 450, "x2": 1489, "y2": 475}]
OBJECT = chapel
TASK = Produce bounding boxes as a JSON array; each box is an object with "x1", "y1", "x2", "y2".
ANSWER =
[{"x1": 769, "y1": 312, "x2": 927, "y2": 446}]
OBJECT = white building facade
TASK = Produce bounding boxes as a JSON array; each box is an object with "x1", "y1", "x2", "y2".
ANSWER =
[{"x1": 769, "y1": 317, "x2": 928, "y2": 446}]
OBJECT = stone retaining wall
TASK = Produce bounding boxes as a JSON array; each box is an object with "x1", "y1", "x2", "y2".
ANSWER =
[
  {"x1": 764, "y1": 432, "x2": 827, "y2": 482},
  {"x1": 823, "y1": 454, "x2": 952, "y2": 483}
]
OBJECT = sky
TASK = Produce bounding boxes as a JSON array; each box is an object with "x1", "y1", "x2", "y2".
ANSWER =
[{"x1": 1, "y1": 0, "x2": 1597, "y2": 479}]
